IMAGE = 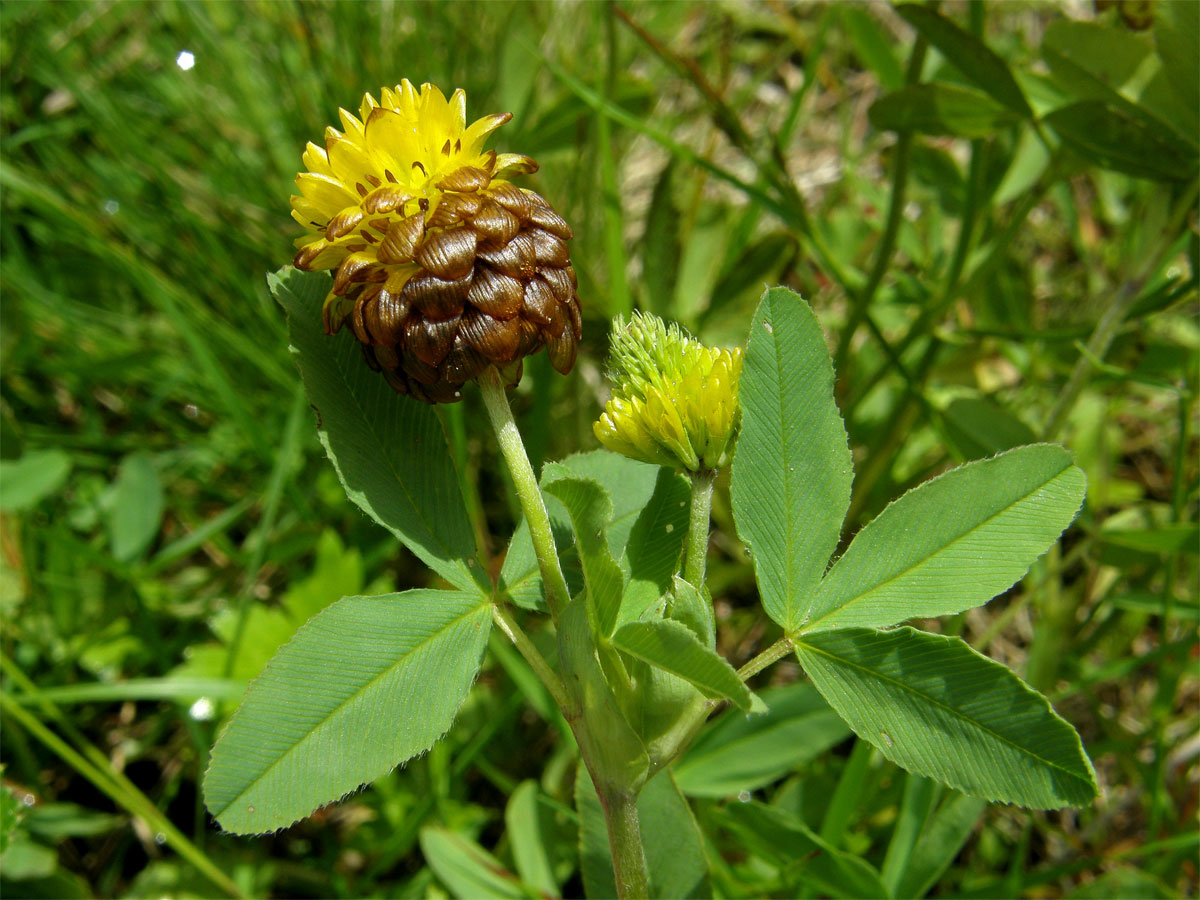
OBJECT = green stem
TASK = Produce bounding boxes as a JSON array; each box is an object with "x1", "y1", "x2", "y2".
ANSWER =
[
  {"x1": 0, "y1": 693, "x2": 245, "y2": 899},
  {"x1": 737, "y1": 636, "x2": 793, "y2": 682},
  {"x1": 478, "y1": 367, "x2": 571, "y2": 621},
  {"x1": 598, "y1": 785, "x2": 651, "y2": 900},
  {"x1": 491, "y1": 603, "x2": 573, "y2": 715},
  {"x1": 683, "y1": 470, "x2": 716, "y2": 589}
]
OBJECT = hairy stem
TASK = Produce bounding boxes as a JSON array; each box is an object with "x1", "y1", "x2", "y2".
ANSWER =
[
  {"x1": 491, "y1": 603, "x2": 573, "y2": 715},
  {"x1": 479, "y1": 367, "x2": 571, "y2": 621},
  {"x1": 599, "y1": 785, "x2": 651, "y2": 899},
  {"x1": 683, "y1": 470, "x2": 716, "y2": 589},
  {"x1": 737, "y1": 636, "x2": 794, "y2": 682}
]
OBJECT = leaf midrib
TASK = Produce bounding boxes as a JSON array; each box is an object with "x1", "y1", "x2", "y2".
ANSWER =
[
  {"x1": 212, "y1": 598, "x2": 489, "y2": 817},
  {"x1": 801, "y1": 463, "x2": 1074, "y2": 632},
  {"x1": 794, "y1": 634, "x2": 1093, "y2": 790}
]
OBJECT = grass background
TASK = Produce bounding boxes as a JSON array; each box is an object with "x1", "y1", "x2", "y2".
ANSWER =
[{"x1": 1, "y1": 1, "x2": 1196, "y2": 897}]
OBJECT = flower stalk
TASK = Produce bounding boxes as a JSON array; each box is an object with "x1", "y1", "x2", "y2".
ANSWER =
[
  {"x1": 598, "y1": 786, "x2": 652, "y2": 899},
  {"x1": 478, "y1": 366, "x2": 571, "y2": 621},
  {"x1": 683, "y1": 470, "x2": 715, "y2": 590}
]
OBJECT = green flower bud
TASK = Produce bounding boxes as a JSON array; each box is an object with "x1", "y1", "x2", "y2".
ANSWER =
[{"x1": 594, "y1": 312, "x2": 742, "y2": 472}]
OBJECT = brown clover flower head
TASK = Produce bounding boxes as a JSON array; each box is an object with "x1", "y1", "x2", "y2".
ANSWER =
[{"x1": 291, "y1": 81, "x2": 581, "y2": 403}]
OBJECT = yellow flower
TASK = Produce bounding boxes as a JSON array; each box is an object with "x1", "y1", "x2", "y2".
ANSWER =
[
  {"x1": 291, "y1": 81, "x2": 581, "y2": 403},
  {"x1": 594, "y1": 313, "x2": 742, "y2": 472}
]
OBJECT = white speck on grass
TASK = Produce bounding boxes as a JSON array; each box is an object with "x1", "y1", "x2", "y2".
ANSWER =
[{"x1": 176, "y1": 50, "x2": 195, "y2": 70}]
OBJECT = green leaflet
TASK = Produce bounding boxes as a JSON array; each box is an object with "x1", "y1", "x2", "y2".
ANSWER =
[
  {"x1": 0, "y1": 449, "x2": 72, "y2": 512},
  {"x1": 271, "y1": 267, "x2": 487, "y2": 595},
  {"x1": 504, "y1": 781, "x2": 561, "y2": 898},
  {"x1": 108, "y1": 451, "x2": 164, "y2": 562},
  {"x1": 801, "y1": 444, "x2": 1086, "y2": 633},
  {"x1": 543, "y1": 467, "x2": 625, "y2": 638},
  {"x1": 621, "y1": 469, "x2": 691, "y2": 626},
  {"x1": 203, "y1": 590, "x2": 492, "y2": 834},
  {"x1": 896, "y1": 4, "x2": 1032, "y2": 117},
  {"x1": 869, "y1": 83, "x2": 1021, "y2": 137},
  {"x1": 576, "y1": 767, "x2": 709, "y2": 900},
  {"x1": 731, "y1": 287, "x2": 852, "y2": 631},
  {"x1": 794, "y1": 627, "x2": 1098, "y2": 809},
  {"x1": 612, "y1": 619, "x2": 759, "y2": 713}
]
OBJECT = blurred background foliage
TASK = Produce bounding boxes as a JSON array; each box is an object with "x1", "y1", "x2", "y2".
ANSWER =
[{"x1": 0, "y1": 1, "x2": 1196, "y2": 897}]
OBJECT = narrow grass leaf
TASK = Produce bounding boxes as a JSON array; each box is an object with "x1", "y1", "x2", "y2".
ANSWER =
[
  {"x1": 673, "y1": 682, "x2": 850, "y2": 797},
  {"x1": 896, "y1": 5, "x2": 1032, "y2": 117},
  {"x1": 794, "y1": 627, "x2": 1099, "y2": 808},
  {"x1": 504, "y1": 781, "x2": 559, "y2": 897},
  {"x1": 842, "y1": 6, "x2": 904, "y2": 91},
  {"x1": 802, "y1": 445, "x2": 1086, "y2": 633},
  {"x1": 731, "y1": 287, "x2": 852, "y2": 631},
  {"x1": 718, "y1": 801, "x2": 887, "y2": 899},
  {"x1": 272, "y1": 267, "x2": 486, "y2": 594},
  {"x1": 419, "y1": 827, "x2": 529, "y2": 900},
  {"x1": 895, "y1": 792, "x2": 987, "y2": 899},
  {"x1": 543, "y1": 467, "x2": 625, "y2": 638},
  {"x1": 613, "y1": 619, "x2": 758, "y2": 713},
  {"x1": 576, "y1": 767, "x2": 709, "y2": 900},
  {"x1": 941, "y1": 397, "x2": 1038, "y2": 461},
  {"x1": 108, "y1": 452, "x2": 164, "y2": 562},
  {"x1": 204, "y1": 590, "x2": 492, "y2": 834}
]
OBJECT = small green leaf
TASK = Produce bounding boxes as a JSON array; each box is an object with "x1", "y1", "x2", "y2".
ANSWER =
[
  {"x1": 204, "y1": 590, "x2": 492, "y2": 834},
  {"x1": 0, "y1": 449, "x2": 71, "y2": 512},
  {"x1": 870, "y1": 83, "x2": 1021, "y2": 137},
  {"x1": 576, "y1": 767, "x2": 709, "y2": 900},
  {"x1": 794, "y1": 627, "x2": 1099, "y2": 808},
  {"x1": 673, "y1": 682, "x2": 851, "y2": 798},
  {"x1": 668, "y1": 576, "x2": 715, "y2": 648},
  {"x1": 896, "y1": 4, "x2": 1033, "y2": 117},
  {"x1": 731, "y1": 287, "x2": 852, "y2": 632},
  {"x1": 109, "y1": 452, "x2": 164, "y2": 562},
  {"x1": 271, "y1": 267, "x2": 486, "y2": 594},
  {"x1": 718, "y1": 801, "x2": 888, "y2": 899},
  {"x1": 543, "y1": 468, "x2": 625, "y2": 638},
  {"x1": 419, "y1": 827, "x2": 530, "y2": 900},
  {"x1": 1156, "y1": 1, "x2": 1200, "y2": 142},
  {"x1": 621, "y1": 470, "x2": 691, "y2": 626},
  {"x1": 613, "y1": 619, "x2": 758, "y2": 713},
  {"x1": 1044, "y1": 101, "x2": 1195, "y2": 182},
  {"x1": 504, "y1": 781, "x2": 560, "y2": 898},
  {"x1": 842, "y1": 5, "x2": 904, "y2": 91},
  {"x1": 639, "y1": 160, "x2": 682, "y2": 317},
  {"x1": 802, "y1": 445, "x2": 1086, "y2": 633}
]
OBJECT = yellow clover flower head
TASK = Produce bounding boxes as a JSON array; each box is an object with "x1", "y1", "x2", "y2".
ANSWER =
[
  {"x1": 291, "y1": 81, "x2": 581, "y2": 404},
  {"x1": 594, "y1": 312, "x2": 743, "y2": 472}
]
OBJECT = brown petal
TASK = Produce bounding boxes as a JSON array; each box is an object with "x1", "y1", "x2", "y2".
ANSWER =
[
  {"x1": 567, "y1": 297, "x2": 583, "y2": 340},
  {"x1": 420, "y1": 380, "x2": 464, "y2": 404},
  {"x1": 361, "y1": 343, "x2": 382, "y2": 372},
  {"x1": 380, "y1": 366, "x2": 411, "y2": 396},
  {"x1": 487, "y1": 181, "x2": 533, "y2": 222},
  {"x1": 405, "y1": 314, "x2": 460, "y2": 367},
  {"x1": 401, "y1": 352, "x2": 441, "y2": 385},
  {"x1": 539, "y1": 266, "x2": 574, "y2": 303},
  {"x1": 350, "y1": 285, "x2": 378, "y2": 344},
  {"x1": 441, "y1": 335, "x2": 489, "y2": 383},
  {"x1": 401, "y1": 270, "x2": 471, "y2": 321},
  {"x1": 478, "y1": 231, "x2": 535, "y2": 280},
  {"x1": 377, "y1": 214, "x2": 425, "y2": 265},
  {"x1": 522, "y1": 277, "x2": 557, "y2": 327},
  {"x1": 363, "y1": 287, "x2": 409, "y2": 346},
  {"x1": 466, "y1": 265, "x2": 524, "y2": 319},
  {"x1": 515, "y1": 318, "x2": 545, "y2": 360},
  {"x1": 547, "y1": 326, "x2": 577, "y2": 374},
  {"x1": 373, "y1": 344, "x2": 400, "y2": 370},
  {"x1": 294, "y1": 240, "x2": 329, "y2": 270},
  {"x1": 470, "y1": 199, "x2": 521, "y2": 245},
  {"x1": 363, "y1": 186, "x2": 414, "y2": 215},
  {"x1": 529, "y1": 203, "x2": 573, "y2": 240},
  {"x1": 415, "y1": 227, "x2": 477, "y2": 280},
  {"x1": 427, "y1": 191, "x2": 484, "y2": 228},
  {"x1": 459, "y1": 309, "x2": 523, "y2": 363},
  {"x1": 530, "y1": 228, "x2": 570, "y2": 268},
  {"x1": 325, "y1": 209, "x2": 364, "y2": 240},
  {"x1": 333, "y1": 252, "x2": 377, "y2": 294},
  {"x1": 437, "y1": 166, "x2": 490, "y2": 192}
]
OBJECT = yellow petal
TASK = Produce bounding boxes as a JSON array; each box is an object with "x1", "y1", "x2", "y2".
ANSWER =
[
  {"x1": 460, "y1": 113, "x2": 512, "y2": 157},
  {"x1": 295, "y1": 172, "x2": 358, "y2": 218}
]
